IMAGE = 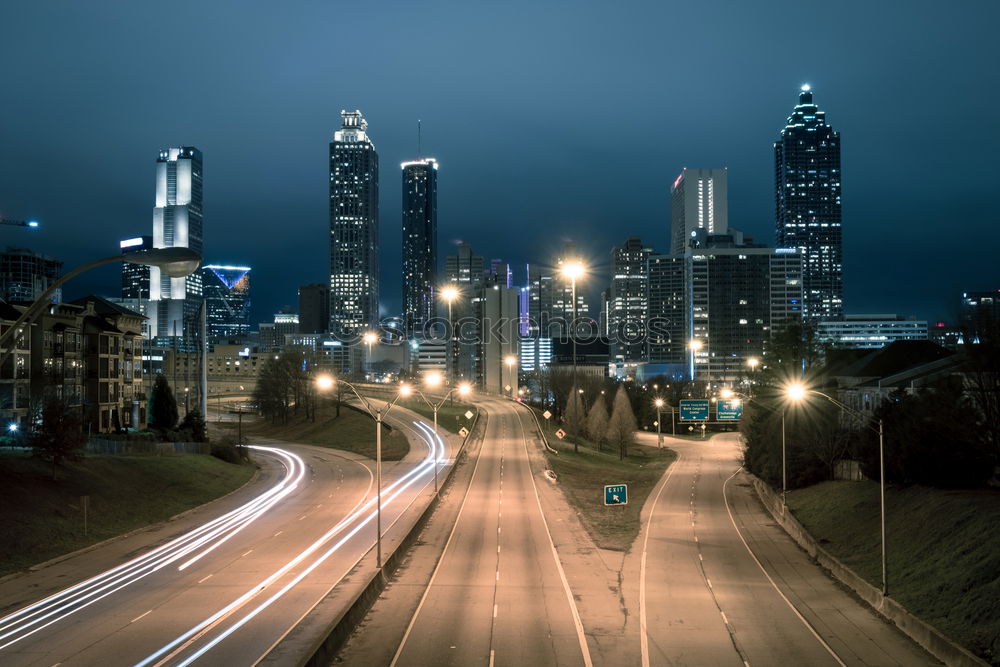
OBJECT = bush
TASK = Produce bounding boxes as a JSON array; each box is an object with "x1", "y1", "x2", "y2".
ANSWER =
[{"x1": 210, "y1": 433, "x2": 249, "y2": 465}]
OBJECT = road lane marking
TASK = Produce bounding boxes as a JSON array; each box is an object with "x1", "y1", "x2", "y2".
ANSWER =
[
  {"x1": 493, "y1": 604, "x2": 498, "y2": 618},
  {"x1": 722, "y1": 468, "x2": 846, "y2": 667},
  {"x1": 273, "y1": 531, "x2": 283, "y2": 537},
  {"x1": 241, "y1": 550, "x2": 253, "y2": 558},
  {"x1": 131, "y1": 610, "x2": 153, "y2": 623},
  {"x1": 198, "y1": 574, "x2": 213, "y2": 584}
]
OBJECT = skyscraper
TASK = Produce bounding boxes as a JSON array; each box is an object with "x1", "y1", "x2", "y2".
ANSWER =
[
  {"x1": 149, "y1": 146, "x2": 204, "y2": 342},
  {"x1": 201, "y1": 265, "x2": 251, "y2": 341},
  {"x1": 608, "y1": 236, "x2": 653, "y2": 375},
  {"x1": 401, "y1": 158, "x2": 438, "y2": 337},
  {"x1": 330, "y1": 110, "x2": 379, "y2": 337},
  {"x1": 120, "y1": 236, "x2": 152, "y2": 301},
  {"x1": 670, "y1": 168, "x2": 728, "y2": 256},
  {"x1": 0, "y1": 247, "x2": 62, "y2": 303},
  {"x1": 775, "y1": 85, "x2": 843, "y2": 321},
  {"x1": 298, "y1": 283, "x2": 330, "y2": 334}
]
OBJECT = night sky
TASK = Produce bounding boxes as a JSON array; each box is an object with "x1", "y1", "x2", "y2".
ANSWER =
[{"x1": 2, "y1": 0, "x2": 997, "y2": 326}]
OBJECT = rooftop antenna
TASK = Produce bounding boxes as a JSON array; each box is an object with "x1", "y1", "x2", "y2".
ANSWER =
[{"x1": 417, "y1": 119, "x2": 422, "y2": 158}]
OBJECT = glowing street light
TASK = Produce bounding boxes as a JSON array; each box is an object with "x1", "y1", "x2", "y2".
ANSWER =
[
  {"x1": 440, "y1": 286, "x2": 460, "y2": 379},
  {"x1": 653, "y1": 398, "x2": 665, "y2": 447},
  {"x1": 315, "y1": 375, "x2": 410, "y2": 570},
  {"x1": 504, "y1": 355, "x2": 518, "y2": 398},
  {"x1": 362, "y1": 331, "x2": 378, "y2": 380},
  {"x1": 785, "y1": 381, "x2": 888, "y2": 596},
  {"x1": 411, "y1": 378, "x2": 473, "y2": 494}
]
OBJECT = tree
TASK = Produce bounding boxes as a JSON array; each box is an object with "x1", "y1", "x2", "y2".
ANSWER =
[
  {"x1": 150, "y1": 373, "x2": 178, "y2": 432},
  {"x1": 585, "y1": 394, "x2": 608, "y2": 451},
  {"x1": 606, "y1": 385, "x2": 637, "y2": 460},
  {"x1": 179, "y1": 409, "x2": 207, "y2": 442},
  {"x1": 30, "y1": 398, "x2": 87, "y2": 480},
  {"x1": 563, "y1": 390, "x2": 585, "y2": 453}
]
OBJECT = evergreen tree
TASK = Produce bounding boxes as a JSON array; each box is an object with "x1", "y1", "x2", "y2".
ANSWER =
[
  {"x1": 585, "y1": 394, "x2": 609, "y2": 451},
  {"x1": 179, "y1": 409, "x2": 207, "y2": 442},
  {"x1": 150, "y1": 373, "x2": 178, "y2": 432},
  {"x1": 563, "y1": 389, "x2": 586, "y2": 453},
  {"x1": 606, "y1": 385, "x2": 637, "y2": 460}
]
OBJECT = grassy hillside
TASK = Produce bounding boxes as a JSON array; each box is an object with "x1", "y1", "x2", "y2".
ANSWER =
[
  {"x1": 788, "y1": 481, "x2": 1000, "y2": 664},
  {"x1": 0, "y1": 453, "x2": 254, "y2": 577}
]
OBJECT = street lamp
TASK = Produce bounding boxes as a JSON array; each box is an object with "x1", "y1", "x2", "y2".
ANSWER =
[
  {"x1": 654, "y1": 398, "x2": 664, "y2": 447},
  {"x1": 560, "y1": 260, "x2": 585, "y2": 394},
  {"x1": 315, "y1": 374, "x2": 410, "y2": 570},
  {"x1": 785, "y1": 381, "x2": 887, "y2": 595},
  {"x1": 440, "y1": 286, "x2": 459, "y2": 379},
  {"x1": 412, "y1": 375, "x2": 472, "y2": 494},
  {"x1": 688, "y1": 339, "x2": 703, "y2": 383},
  {"x1": 0, "y1": 247, "x2": 201, "y2": 366},
  {"x1": 504, "y1": 355, "x2": 518, "y2": 398}
]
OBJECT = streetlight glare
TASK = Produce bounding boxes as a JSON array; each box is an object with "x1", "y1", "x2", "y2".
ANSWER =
[
  {"x1": 747, "y1": 357, "x2": 759, "y2": 369},
  {"x1": 688, "y1": 339, "x2": 703, "y2": 351},
  {"x1": 363, "y1": 331, "x2": 378, "y2": 346},
  {"x1": 504, "y1": 355, "x2": 518, "y2": 366},
  {"x1": 719, "y1": 388, "x2": 734, "y2": 399},
  {"x1": 458, "y1": 382, "x2": 472, "y2": 396},
  {"x1": 424, "y1": 371, "x2": 443, "y2": 387},
  {"x1": 316, "y1": 375, "x2": 335, "y2": 391},
  {"x1": 560, "y1": 260, "x2": 585, "y2": 280},
  {"x1": 654, "y1": 398, "x2": 664, "y2": 407},
  {"x1": 786, "y1": 382, "x2": 806, "y2": 401},
  {"x1": 27, "y1": 220, "x2": 40, "y2": 228},
  {"x1": 440, "y1": 286, "x2": 459, "y2": 302},
  {"x1": 399, "y1": 383, "x2": 412, "y2": 397}
]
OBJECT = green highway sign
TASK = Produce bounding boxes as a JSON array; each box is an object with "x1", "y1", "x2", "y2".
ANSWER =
[
  {"x1": 604, "y1": 484, "x2": 628, "y2": 505},
  {"x1": 679, "y1": 399, "x2": 709, "y2": 421},
  {"x1": 717, "y1": 398, "x2": 744, "y2": 421}
]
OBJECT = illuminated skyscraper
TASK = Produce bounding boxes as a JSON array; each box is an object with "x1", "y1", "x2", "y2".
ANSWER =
[
  {"x1": 401, "y1": 158, "x2": 438, "y2": 337},
  {"x1": 609, "y1": 237, "x2": 653, "y2": 374},
  {"x1": 149, "y1": 146, "x2": 203, "y2": 343},
  {"x1": 329, "y1": 110, "x2": 379, "y2": 337},
  {"x1": 670, "y1": 168, "x2": 728, "y2": 256},
  {"x1": 201, "y1": 265, "x2": 251, "y2": 341},
  {"x1": 775, "y1": 85, "x2": 843, "y2": 320}
]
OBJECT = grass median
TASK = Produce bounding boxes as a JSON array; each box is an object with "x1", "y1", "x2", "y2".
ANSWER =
[
  {"x1": 0, "y1": 452, "x2": 254, "y2": 577},
  {"x1": 232, "y1": 401, "x2": 409, "y2": 460},
  {"x1": 788, "y1": 481, "x2": 1000, "y2": 663},
  {"x1": 537, "y1": 419, "x2": 676, "y2": 551}
]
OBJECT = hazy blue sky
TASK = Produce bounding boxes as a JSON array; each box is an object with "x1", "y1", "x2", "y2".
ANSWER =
[{"x1": 1, "y1": 0, "x2": 997, "y2": 324}]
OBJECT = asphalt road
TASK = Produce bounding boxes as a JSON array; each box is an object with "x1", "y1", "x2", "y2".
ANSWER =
[
  {"x1": 389, "y1": 397, "x2": 591, "y2": 667},
  {"x1": 638, "y1": 432, "x2": 937, "y2": 666},
  {"x1": 0, "y1": 409, "x2": 446, "y2": 666}
]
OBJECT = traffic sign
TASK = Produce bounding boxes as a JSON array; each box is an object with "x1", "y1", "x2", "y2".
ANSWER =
[
  {"x1": 717, "y1": 398, "x2": 743, "y2": 421},
  {"x1": 459, "y1": 427, "x2": 469, "y2": 437},
  {"x1": 555, "y1": 428, "x2": 566, "y2": 439},
  {"x1": 542, "y1": 410, "x2": 552, "y2": 420},
  {"x1": 679, "y1": 399, "x2": 710, "y2": 421},
  {"x1": 504, "y1": 385, "x2": 511, "y2": 392},
  {"x1": 464, "y1": 410, "x2": 474, "y2": 420},
  {"x1": 604, "y1": 484, "x2": 628, "y2": 505}
]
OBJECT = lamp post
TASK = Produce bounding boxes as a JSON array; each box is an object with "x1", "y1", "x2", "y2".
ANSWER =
[
  {"x1": 362, "y1": 331, "x2": 378, "y2": 381},
  {"x1": 786, "y1": 381, "x2": 888, "y2": 596},
  {"x1": 688, "y1": 339, "x2": 703, "y2": 383},
  {"x1": 654, "y1": 398, "x2": 664, "y2": 448},
  {"x1": 746, "y1": 357, "x2": 759, "y2": 398},
  {"x1": 440, "y1": 286, "x2": 458, "y2": 376},
  {"x1": 0, "y1": 247, "x2": 201, "y2": 367},
  {"x1": 560, "y1": 261, "x2": 585, "y2": 395},
  {"x1": 316, "y1": 374, "x2": 409, "y2": 571},
  {"x1": 413, "y1": 371, "x2": 472, "y2": 495},
  {"x1": 504, "y1": 355, "x2": 518, "y2": 399}
]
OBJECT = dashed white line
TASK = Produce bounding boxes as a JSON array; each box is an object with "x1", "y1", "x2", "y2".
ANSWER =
[
  {"x1": 493, "y1": 604, "x2": 498, "y2": 618},
  {"x1": 198, "y1": 574, "x2": 213, "y2": 584},
  {"x1": 130, "y1": 610, "x2": 153, "y2": 623},
  {"x1": 273, "y1": 531, "x2": 283, "y2": 537},
  {"x1": 241, "y1": 549, "x2": 253, "y2": 558}
]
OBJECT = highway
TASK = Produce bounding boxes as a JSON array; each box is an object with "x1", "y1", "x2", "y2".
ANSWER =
[
  {"x1": 637, "y1": 432, "x2": 936, "y2": 666},
  {"x1": 0, "y1": 409, "x2": 448, "y2": 666},
  {"x1": 389, "y1": 397, "x2": 591, "y2": 667}
]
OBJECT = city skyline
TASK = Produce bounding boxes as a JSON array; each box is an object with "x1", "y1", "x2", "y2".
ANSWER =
[{"x1": 0, "y1": 1, "x2": 997, "y2": 326}]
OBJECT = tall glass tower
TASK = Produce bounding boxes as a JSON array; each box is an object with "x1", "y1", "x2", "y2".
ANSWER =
[
  {"x1": 329, "y1": 110, "x2": 379, "y2": 337},
  {"x1": 401, "y1": 158, "x2": 438, "y2": 337},
  {"x1": 150, "y1": 146, "x2": 203, "y2": 344},
  {"x1": 775, "y1": 85, "x2": 843, "y2": 321},
  {"x1": 201, "y1": 265, "x2": 251, "y2": 341}
]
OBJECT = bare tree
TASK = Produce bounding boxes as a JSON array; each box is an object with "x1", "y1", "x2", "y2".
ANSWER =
[{"x1": 606, "y1": 385, "x2": 637, "y2": 460}]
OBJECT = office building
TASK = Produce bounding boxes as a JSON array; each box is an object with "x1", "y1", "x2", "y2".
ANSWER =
[
  {"x1": 298, "y1": 283, "x2": 330, "y2": 334},
  {"x1": 608, "y1": 237, "x2": 654, "y2": 376},
  {"x1": 120, "y1": 236, "x2": 152, "y2": 301},
  {"x1": 670, "y1": 168, "x2": 728, "y2": 256},
  {"x1": 259, "y1": 312, "x2": 299, "y2": 352},
  {"x1": 149, "y1": 147, "x2": 203, "y2": 343},
  {"x1": 330, "y1": 110, "x2": 379, "y2": 336},
  {"x1": 816, "y1": 314, "x2": 928, "y2": 349},
  {"x1": 961, "y1": 290, "x2": 1000, "y2": 343},
  {"x1": 687, "y1": 231, "x2": 803, "y2": 383},
  {"x1": 0, "y1": 247, "x2": 62, "y2": 303},
  {"x1": 401, "y1": 158, "x2": 438, "y2": 337},
  {"x1": 201, "y1": 265, "x2": 251, "y2": 341},
  {"x1": 444, "y1": 242, "x2": 485, "y2": 288},
  {"x1": 775, "y1": 86, "x2": 843, "y2": 320},
  {"x1": 646, "y1": 254, "x2": 686, "y2": 366}
]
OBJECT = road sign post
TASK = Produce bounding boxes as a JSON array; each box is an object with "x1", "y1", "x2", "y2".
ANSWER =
[
  {"x1": 604, "y1": 484, "x2": 627, "y2": 505},
  {"x1": 717, "y1": 398, "x2": 743, "y2": 421},
  {"x1": 679, "y1": 399, "x2": 709, "y2": 421}
]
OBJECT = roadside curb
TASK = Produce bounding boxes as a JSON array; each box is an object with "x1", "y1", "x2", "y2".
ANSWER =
[
  {"x1": 0, "y1": 458, "x2": 261, "y2": 586},
  {"x1": 747, "y1": 472, "x2": 988, "y2": 667},
  {"x1": 269, "y1": 406, "x2": 488, "y2": 667}
]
